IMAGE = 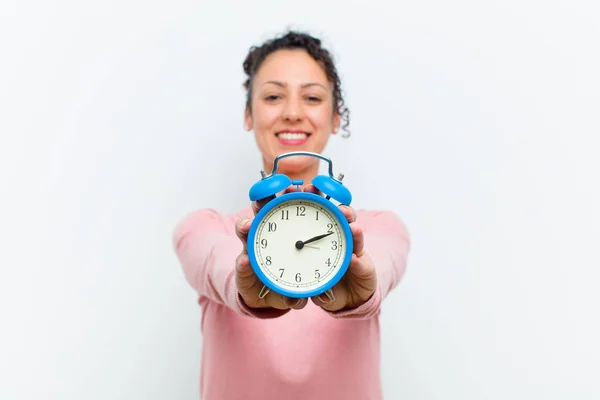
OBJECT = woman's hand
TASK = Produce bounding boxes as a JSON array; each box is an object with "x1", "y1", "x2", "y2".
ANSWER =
[
  {"x1": 234, "y1": 192, "x2": 309, "y2": 311},
  {"x1": 303, "y1": 185, "x2": 378, "y2": 312}
]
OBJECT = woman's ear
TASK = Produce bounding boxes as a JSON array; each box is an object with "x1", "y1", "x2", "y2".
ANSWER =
[
  {"x1": 332, "y1": 113, "x2": 341, "y2": 134},
  {"x1": 244, "y1": 106, "x2": 253, "y2": 131}
]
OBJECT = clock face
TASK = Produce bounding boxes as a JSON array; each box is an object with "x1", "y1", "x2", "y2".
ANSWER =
[{"x1": 252, "y1": 198, "x2": 348, "y2": 295}]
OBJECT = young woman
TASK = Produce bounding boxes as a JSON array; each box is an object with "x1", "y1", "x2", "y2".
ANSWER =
[{"x1": 173, "y1": 30, "x2": 411, "y2": 400}]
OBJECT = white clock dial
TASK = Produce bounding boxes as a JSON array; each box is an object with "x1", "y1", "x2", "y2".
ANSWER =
[{"x1": 253, "y1": 199, "x2": 347, "y2": 294}]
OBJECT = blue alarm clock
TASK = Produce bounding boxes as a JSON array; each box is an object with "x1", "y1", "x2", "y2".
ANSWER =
[{"x1": 247, "y1": 151, "x2": 353, "y2": 299}]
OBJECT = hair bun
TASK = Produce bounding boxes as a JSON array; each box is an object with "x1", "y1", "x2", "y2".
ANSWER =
[{"x1": 243, "y1": 46, "x2": 259, "y2": 76}]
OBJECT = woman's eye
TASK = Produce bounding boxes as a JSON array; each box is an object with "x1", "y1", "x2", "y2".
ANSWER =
[
  {"x1": 265, "y1": 95, "x2": 280, "y2": 101},
  {"x1": 307, "y1": 96, "x2": 321, "y2": 103}
]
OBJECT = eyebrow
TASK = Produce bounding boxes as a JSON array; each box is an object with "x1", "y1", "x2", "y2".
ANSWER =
[{"x1": 263, "y1": 80, "x2": 327, "y2": 90}]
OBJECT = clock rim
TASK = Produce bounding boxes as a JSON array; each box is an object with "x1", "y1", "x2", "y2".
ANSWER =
[{"x1": 247, "y1": 192, "x2": 354, "y2": 299}]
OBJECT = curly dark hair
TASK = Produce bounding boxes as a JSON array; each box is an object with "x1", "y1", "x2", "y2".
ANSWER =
[{"x1": 242, "y1": 30, "x2": 351, "y2": 138}]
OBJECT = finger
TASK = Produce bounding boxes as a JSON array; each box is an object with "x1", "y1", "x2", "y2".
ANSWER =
[
  {"x1": 350, "y1": 222, "x2": 365, "y2": 257},
  {"x1": 311, "y1": 287, "x2": 347, "y2": 312},
  {"x1": 235, "y1": 253, "x2": 255, "y2": 280},
  {"x1": 235, "y1": 217, "x2": 252, "y2": 251},
  {"x1": 284, "y1": 296, "x2": 308, "y2": 310},
  {"x1": 302, "y1": 184, "x2": 322, "y2": 196},
  {"x1": 338, "y1": 205, "x2": 357, "y2": 223},
  {"x1": 264, "y1": 291, "x2": 291, "y2": 310},
  {"x1": 347, "y1": 252, "x2": 374, "y2": 281},
  {"x1": 295, "y1": 297, "x2": 309, "y2": 310},
  {"x1": 282, "y1": 186, "x2": 298, "y2": 194},
  {"x1": 252, "y1": 194, "x2": 276, "y2": 215}
]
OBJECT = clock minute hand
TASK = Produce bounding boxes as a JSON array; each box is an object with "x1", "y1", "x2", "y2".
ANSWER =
[
  {"x1": 303, "y1": 231, "x2": 334, "y2": 245},
  {"x1": 295, "y1": 231, "x2": 334, "y2": 249}
]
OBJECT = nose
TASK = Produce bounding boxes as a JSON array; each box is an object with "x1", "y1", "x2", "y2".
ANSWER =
[{"x1": 282, "y1": 96, "x2": 304, "y2": 122}]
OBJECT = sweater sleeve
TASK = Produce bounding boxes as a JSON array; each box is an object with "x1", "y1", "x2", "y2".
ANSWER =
[
  {"x1": 325, "y1": 210, "x2": 411, "y2": 320},
  {"x1": 172, "y1": 208, "x2": 290, "y2": 319}
]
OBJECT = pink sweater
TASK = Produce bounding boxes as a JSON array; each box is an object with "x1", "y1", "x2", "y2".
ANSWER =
[{"x1": 172, "y1": 205, "x2": 411, "y2": 400}]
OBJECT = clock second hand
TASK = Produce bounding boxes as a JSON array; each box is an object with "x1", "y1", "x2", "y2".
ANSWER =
[{"x1": 303, "y1": 245, "x2": 320, "y2": 250}]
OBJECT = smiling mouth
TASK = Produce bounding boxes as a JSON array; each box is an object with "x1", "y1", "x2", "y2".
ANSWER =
[{"x1": 276, "y1": 131, "x2": 311, "y2": 144}]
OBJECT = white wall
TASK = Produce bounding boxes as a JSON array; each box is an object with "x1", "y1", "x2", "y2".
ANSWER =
[{"x1": 2, "y1": 1, "x2": 599, "y2": 398}]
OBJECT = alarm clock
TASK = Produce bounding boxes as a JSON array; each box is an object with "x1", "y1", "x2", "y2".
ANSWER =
[{"x1": 247, "y1": 151, "x2": 353, "y2": 300}]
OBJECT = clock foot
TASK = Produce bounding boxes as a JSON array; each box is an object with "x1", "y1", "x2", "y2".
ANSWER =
[
  {"x1": 258, "y1": 285, "x2": 270, "y2": 299},
  {"x1": 324, "y1": 289, "x2": 335, "y2": 302}
]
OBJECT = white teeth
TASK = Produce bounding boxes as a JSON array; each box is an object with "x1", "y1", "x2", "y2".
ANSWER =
[{"x1": 277, "y1": 132, "x2": 308, "y2": 140}]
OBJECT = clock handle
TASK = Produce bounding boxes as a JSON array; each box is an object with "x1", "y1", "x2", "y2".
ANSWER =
[
  {"x1": 268, "y1": 151, "x2": 342, "y2": 183},
  {"x1": 254, "y1": 151, "x2": 352, "y2": 205}
]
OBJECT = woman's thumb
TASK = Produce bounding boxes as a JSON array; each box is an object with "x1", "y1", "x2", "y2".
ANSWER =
[{"x1": 235, "y1": 253, "x2": 255, "y2": 281}]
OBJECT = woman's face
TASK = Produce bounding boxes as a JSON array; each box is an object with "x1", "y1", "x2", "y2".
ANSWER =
[{"x1": 244, "y1": 49, "x2": 340, "y2": 175}]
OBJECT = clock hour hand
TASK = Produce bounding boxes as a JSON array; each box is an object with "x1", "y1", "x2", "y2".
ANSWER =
[{"x1": 295, "y1": 231, "x2": 334, "y2": 249}]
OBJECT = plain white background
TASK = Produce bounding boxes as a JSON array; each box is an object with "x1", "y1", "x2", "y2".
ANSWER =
[{"x1": 1, "y1": 0, "x2": 599, "y2": 398}]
